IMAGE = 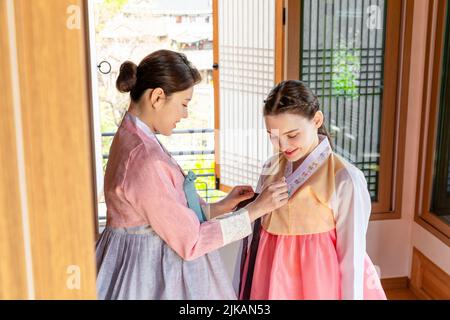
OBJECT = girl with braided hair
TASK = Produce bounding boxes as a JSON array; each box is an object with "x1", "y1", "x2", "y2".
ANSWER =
[{"x1": 239, "y1": 80, "x2": 386, "y2": 300}]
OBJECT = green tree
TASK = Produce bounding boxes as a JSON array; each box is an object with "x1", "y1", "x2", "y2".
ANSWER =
[
  {"x1": 95, "y1": 0, "x2": 129, "y2": 34},
  {"x1": 332, "y1": 47, "x2": 361, "y2": 99}
]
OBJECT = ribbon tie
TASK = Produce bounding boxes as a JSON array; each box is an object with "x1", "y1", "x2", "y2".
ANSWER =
[{"x1": 183, "y1": 170, "x2": 206, "y2": 222}]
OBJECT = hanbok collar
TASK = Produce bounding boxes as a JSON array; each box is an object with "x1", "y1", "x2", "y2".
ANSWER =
[
  {"x1": 126, "y1": 111, "x2": 157, "y2": 142},
  {"x1": 285, "y1": 134, "x2": 332, "y2": 196},
  {"x1": 126, "y1": 111, "x2": 171, "y2": 157},
  {"x1": 126, "y1": 111, "x2": 187, "y2": 177}
]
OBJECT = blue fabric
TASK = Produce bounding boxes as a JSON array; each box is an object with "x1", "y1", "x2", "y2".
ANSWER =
[{"x1": 183, "y1": 170, "x2": 206, "y2": 222}]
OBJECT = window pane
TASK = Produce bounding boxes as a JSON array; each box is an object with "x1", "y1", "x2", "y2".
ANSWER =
[
  {"x1": 300, "y1": 0, "x2": 386, "y2": 201},
  {"x1": 432, "y1": 2, "x2": 450, "y2": 223}
]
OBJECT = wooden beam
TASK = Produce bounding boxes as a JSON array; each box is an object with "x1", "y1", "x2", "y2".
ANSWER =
[
  {"x1": 0, "y1": 0, "x2": 29, "y2": 299},
  {"x1": 13, "y1": 0, "x2": 97, "y2": 299}
]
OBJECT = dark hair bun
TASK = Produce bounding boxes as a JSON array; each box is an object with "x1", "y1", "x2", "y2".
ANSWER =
[{"x1": 116, "y1": 61, "x2": 138, "y2": 93}]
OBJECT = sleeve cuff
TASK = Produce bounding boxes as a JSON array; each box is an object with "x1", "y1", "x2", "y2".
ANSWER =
[
  {"x1": 213, "y1": 208, "x2": 252, "y2": 245},
  {"x1": 201, "y1": 203, "x2": 211, "y2": 220}
]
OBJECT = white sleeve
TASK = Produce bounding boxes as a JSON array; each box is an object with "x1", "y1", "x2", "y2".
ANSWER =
[
  {"x1": 200, "y1": 202, "x2": 252, "y2": 244},
  {"x1": 333, "y1": 166, "x2": 371, "y2": 300},
  {"x1": 213, "y1": 209, "x2": 252, "y2": 245}
]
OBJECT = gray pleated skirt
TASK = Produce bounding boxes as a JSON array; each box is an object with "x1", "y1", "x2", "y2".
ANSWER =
[{"x1": 95, "y1": 225, "x2": 237, "y2": 300}]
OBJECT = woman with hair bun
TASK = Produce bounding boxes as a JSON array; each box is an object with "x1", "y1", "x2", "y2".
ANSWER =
[{"x1": 95, "y1": 50, "x2": 288, "y2": 300}]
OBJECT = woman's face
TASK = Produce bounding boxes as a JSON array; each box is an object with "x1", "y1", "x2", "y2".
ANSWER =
[
  {"x1": 153, "y1": 87, "x2": 193, "y2": 136},
  {"x1": 264, "y1": 111, "x2": 323, "y2": 162}
]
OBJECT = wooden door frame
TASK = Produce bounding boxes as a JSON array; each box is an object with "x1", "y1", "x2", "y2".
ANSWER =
[
  {"x1": 0, "y1": 0, "x2": 29, "y2": 299},
  {"x1": 83, "y1": 0, "x2": 102, "y2": 240},
  {"x1": 415, "y1": 0, "x2": 450, "y2": 246},
  {"x1": 4, "y1": 0, "x2": 98, "y2": 298}
]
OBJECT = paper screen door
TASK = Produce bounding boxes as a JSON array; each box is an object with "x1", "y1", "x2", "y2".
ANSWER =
[{"x1": 214, "y1": 0, "x2": 283, "y2": 190}]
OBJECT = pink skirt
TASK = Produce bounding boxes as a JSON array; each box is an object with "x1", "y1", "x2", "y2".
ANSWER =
[{"x1": 240, "y1": 228, "x2": 386, "y2": 300}]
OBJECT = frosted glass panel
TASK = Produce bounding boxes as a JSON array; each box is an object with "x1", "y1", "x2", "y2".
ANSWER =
[{"x1": 218, "y1": 0, "x2": 275, "y2": 188}]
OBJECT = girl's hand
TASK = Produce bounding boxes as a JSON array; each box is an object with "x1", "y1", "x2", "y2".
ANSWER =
[
  {"x1": 220, "y1": 185, "x2": 255, "y2": 212},
  {"x1": 245, "y1": 178, "x2": 288, "y2": 222}
]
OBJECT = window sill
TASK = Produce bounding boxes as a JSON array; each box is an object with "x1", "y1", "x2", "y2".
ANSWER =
[{"x1": 414, "y1": 215, "x2": 450, "y2": 247}]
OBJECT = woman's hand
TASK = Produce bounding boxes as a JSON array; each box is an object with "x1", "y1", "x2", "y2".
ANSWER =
[
  {"x1": 245, "y1": 178, "x2": 288, "y2": 222},
  {"x1": 220, "y1": 185, "x2": 255, "y2": 212},
  {"x1": 209, "y1": 185, "x2": 255, "y2": 219}
]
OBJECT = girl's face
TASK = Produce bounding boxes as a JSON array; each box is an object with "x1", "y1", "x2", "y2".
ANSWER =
[
  {"x1": 265, "y1": 111, "x2": 323, "y2": 162},
  {"x1": 152, "y1": 87, "x2": 193, "y2": 136}
]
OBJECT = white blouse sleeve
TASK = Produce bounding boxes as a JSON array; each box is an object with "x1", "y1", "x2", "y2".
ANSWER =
[
  {"x1": 198, "y1": 189, "x2": 251, "y2": 242},
  {"x1": 333, "y1": 166, "x2": 371, "y2": 300}
]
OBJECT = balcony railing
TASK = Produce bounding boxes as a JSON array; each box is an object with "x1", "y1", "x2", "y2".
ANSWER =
[{"x1": 101, "y1": 128, "x2": 225, "y2": 203}]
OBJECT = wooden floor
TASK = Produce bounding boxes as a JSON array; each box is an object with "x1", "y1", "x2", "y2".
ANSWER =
[{"x1": 385, "y1": 288, "x2": 419, "y2": 300}]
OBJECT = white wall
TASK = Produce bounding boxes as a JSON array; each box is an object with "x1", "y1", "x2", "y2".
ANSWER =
[{"x1": 366, "y1": 220, "x2": 412, "y2": 278}]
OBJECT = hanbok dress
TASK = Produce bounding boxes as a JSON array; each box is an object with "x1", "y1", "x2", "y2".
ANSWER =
[
  {"x1": 239, "y1": 135, "x2": 387, "y2": 300},
  {"x1": 96, "y1": 112, "x2": 252, "y2": 300}
]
